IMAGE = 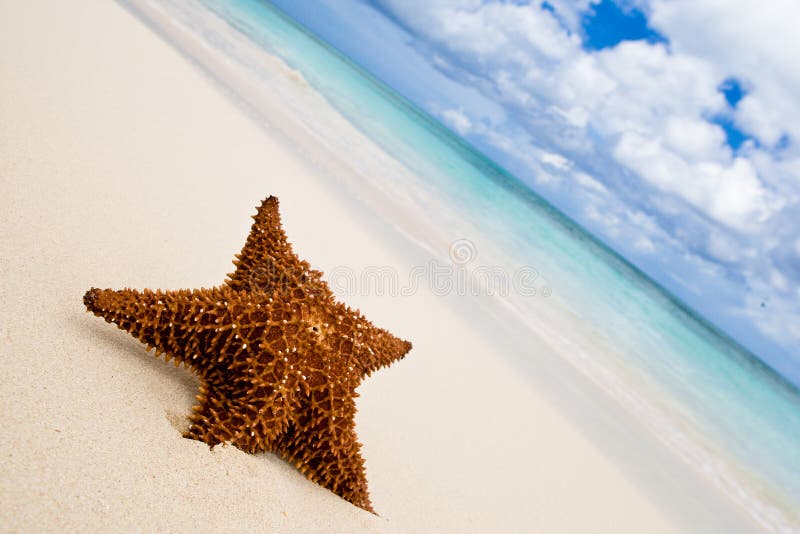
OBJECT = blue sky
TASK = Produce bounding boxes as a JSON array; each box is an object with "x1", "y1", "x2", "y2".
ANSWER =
[{"x1": 271, "y1": 0, "x2": 800, "y2": 383}]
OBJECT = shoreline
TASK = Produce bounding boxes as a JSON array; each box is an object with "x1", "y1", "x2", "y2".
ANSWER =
[{"x1": 0, "y1": 1, "x2": 758, "y2": 531}]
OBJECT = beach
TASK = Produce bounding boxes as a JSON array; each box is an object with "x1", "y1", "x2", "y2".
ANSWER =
[{"x1": 0, "y1": 1, "x2": 758, "y2": 532}]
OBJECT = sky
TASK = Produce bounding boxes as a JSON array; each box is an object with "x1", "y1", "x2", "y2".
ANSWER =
[{"x1": 270, "y1": 0, "x2": 800, "y2": 383}]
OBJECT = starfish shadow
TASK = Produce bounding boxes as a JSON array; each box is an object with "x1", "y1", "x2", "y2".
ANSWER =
[{"x1": 74, "y1": 314, "x2": 199, "y2": 419}]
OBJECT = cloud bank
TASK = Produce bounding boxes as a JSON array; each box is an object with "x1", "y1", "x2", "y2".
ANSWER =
[{"x1": 274, "y1": 0, "x2": 800, "y2": 381}]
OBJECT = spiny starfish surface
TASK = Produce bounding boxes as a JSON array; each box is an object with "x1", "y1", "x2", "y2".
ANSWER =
[{"x1": 83, "y1": 196, "x2": 412, "y2": 512}]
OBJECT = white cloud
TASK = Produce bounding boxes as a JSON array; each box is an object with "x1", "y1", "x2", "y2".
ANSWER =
[
  {"x1": 533, "y1": 171, "x2": 561, "y2": 185},
  {"x1": 706, "y1": 230, "x2": 742, "y2": 263},
  {"x1": 770, "y1": 268, "x2": 789, "y2": 292},
  {"x1": 615, "y1": 132, "x2": 779, "y2": 230},
  {"x1": 574, "y1": 171, "x2": 608, "y2": 195},
  {"x1": 585, "y1": 203, "x2": 622, "y2": 236},
  {"x1": 540, "y1": 151, "x2": 572, "y2": 170},
  {"x1": 664, "y1": 116, "x2": 727, "y2": 162},
  {"x1": 648, "y1": 0, "x2": 800, "y2": 149},
  {"x1": 593, "y1": 41, "x2": 725, "y2": 136},
  {"x1": 439, "y1": 107, "x2": 473, "y2": 135},
  {"x1": 737, "y1": 96, "x2": 786, "y2": 147},
  {"x1": 634, "y1": 236, "x2": 656, "y2": 253}
]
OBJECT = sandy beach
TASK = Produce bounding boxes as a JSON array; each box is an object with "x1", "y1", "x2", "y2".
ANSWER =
[{"x1": 0, "y1": 1, "x2": 756, "y2": 532}]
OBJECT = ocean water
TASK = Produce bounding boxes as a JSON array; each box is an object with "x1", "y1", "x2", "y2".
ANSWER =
[{"x1": 125, "y1": 0, "x2": 800, "y2": 530}]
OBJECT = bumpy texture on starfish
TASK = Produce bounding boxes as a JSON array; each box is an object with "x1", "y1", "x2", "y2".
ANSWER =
[{"x1": 83, "y1": 196, "x2": 412, "y2": 512}]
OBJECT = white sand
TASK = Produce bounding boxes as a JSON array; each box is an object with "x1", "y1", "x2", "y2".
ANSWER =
[{"x1": 0, "y1": 1, "x2": 755, "y2": 532}]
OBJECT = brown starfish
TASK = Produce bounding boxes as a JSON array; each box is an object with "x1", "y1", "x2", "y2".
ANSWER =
[{"x1": 83, "y1": 196, "x2": 411, "y2": 512}]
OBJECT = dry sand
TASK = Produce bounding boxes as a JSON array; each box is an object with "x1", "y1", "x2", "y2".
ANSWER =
[{"x1": 0, "y1": 1, "x2": 754, "y2": 532}]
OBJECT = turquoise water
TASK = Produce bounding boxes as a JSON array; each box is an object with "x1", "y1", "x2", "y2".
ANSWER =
[{"x1": 135, "y1": 0, "x2": 800, "y2": 528}]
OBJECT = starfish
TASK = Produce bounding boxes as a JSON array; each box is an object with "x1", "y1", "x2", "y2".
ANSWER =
[{"x1": 83, "y1": 196, "x2": 411, "y2": 512}]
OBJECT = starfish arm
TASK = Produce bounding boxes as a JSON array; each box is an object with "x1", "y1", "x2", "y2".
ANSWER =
[
  {"x1": 225, "y1": 196, "x2": 331, "y2": 301},
  {"x1": 356, "y1": 323, "x2": 412, "y2": 377},
  {"x1": 274, "y1": 395, "x2": 374, "y2": 513},
  {"x1": 322, "y1": 303, "x2": 412, "y2": 378},
  {"x1": 84, "y1": 287, "x2": 201, "y2": 365},
  {"x1": 83, "y1": 286, "x2": 238, "y2": 376},
  {"x1": 185, "y1": 381, "x2": 297, "y2": 453},
  {"x1": 347, "y1": 312, "x2": 412, "y2": 377}
]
